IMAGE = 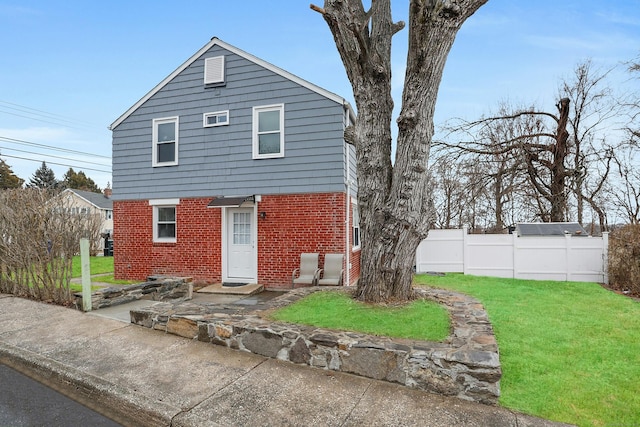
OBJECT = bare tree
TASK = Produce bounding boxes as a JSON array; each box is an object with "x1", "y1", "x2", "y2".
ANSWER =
[
  {"x1": 311, "y1": 0, "x2": 488, "y2": 302},
  {"x1": 626, "y1": 54, "x2": 640, "y2": 139},
  {"x1": 611, "y1": 147, "x2": 640, "y2": 224},
  {"x1": 312, "y1": 0, "x2": 487, "y2": 302},
  {"x1": 429, "y1": 157, "x2": 467, "y2": 229},
  {"x1": 440, "y1": 99, "x2": 573, "y2": 222},
  {"x1": 0, "y1": 189, "x2": 102, "y2": 304},
  {"x1": 561, "y1": 60, "x2": 619, "y2": 230},
  {"x1": 604, "y1": 54, "x2": 640, "y2": 225}
]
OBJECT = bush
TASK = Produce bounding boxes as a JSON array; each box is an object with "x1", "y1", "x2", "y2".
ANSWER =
[
  {"x1": 608, "y1": 224, "x2": 640, "y2": 298},
  {"x1": 0, "y1": 188, "x2": 102, "y2": 304}
]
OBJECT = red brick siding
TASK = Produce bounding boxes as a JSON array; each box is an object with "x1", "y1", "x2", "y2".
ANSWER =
[
  {"x1": 347, "y1": 201, "x2": 361, "y2": 286},
  {"x1": 258, "y1": 193, "x2": 346, "y2": 288},
  {"x1": 113, "y1": 193, "x2": 361, "y2": 288},
  {"x1": 113, "y1": 199, "x2": 221, "y2": 282}
]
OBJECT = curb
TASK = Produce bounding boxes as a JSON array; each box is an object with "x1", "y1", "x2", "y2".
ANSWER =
[{"x1": 0, "y1": 341, "x2": 178, "y2": 427}]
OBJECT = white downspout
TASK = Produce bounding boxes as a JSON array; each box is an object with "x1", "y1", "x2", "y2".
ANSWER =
[
  {"x1": 345, "y1": 148, "x2": 351, "y2": 286},
  {"x1": 344, "y1": 107, "x2": 351, "y2": 286}
]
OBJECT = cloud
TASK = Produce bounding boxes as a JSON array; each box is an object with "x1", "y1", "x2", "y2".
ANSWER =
[
  {"x1": 597, "y1": 12, "x2": 640, "y2": 27},
  {"x1": 525, "y1": 34, "x2": 608, "y2": 52}
]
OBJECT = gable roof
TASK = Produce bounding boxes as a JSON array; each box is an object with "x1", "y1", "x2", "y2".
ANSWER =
[
  {"x1": 63, "y1": 188, "x2": 113, "y2": 210},
  {"x1": 110, "y1": 37, "x2": 355, "y2": 130},
  {"x1": 516, "y1": 222, "x2": 588, "y2": 237}
]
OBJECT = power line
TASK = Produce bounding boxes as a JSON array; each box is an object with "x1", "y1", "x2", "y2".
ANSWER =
[
  {"x1": 0, "y1": 108, "x2": 93, "y2": 131},
  {"x1": 0, "y1": 99, "x2": 101, "y2": 129},
  {"x1": 0, "y1": 153, "x2": 111, "y2": 174},
  {"x1": 0, "y1": 145, "x2": 111, "y2": 168},
  {"x1": 0, "y1": 136, "x2": 111, "y2": 160}
]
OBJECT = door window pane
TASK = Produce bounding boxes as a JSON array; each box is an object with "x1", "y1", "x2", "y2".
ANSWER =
[{"x1": 233, "y1": 212, "x2": 251, "y2": 245}]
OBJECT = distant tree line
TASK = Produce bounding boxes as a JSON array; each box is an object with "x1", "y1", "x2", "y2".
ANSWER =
[{"x1": 0, "y1": 158, "x2": 101, "y2": 193}]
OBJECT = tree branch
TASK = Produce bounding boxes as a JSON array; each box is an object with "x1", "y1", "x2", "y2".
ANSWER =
[{"x1": 310, "y1": 4, "x2": 325, "y2": 14}]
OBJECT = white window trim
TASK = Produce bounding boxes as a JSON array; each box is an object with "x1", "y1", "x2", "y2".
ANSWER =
[
  {"x1": 150, "y1": 199, "x2": 180, "y2": 243},
  {"x1": 352, "y1": 200, "x2": 361, "y2": 250},
  {"x1": 152, "y1": 116, "x2": 179, "y2": 167},
  {"x1": 252, "y1": 104, "x2": 284, "y2": 159},
  {"x1": 203, "y1": 110, "x2": 229, "y2": 127},
  {"x1": 152, "y1": 205, "x2": 177, "y2": 243}
]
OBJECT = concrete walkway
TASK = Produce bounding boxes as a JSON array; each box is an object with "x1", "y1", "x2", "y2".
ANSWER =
[{"x1": 0, "y1": 294, "x2": 572, "y2": 427}]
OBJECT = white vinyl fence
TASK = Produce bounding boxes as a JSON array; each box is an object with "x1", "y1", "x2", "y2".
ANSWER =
[{"x1": 415, "y1": 227, "x2": 609, "y2": 284}]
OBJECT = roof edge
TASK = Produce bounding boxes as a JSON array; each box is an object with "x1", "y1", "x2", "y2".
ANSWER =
[
  {"x1": 109, "y1": 37, "x2": 353, "y2": 130},
  {"x1": 61, "y1": 188, "x2": 103, "y2": 209}
]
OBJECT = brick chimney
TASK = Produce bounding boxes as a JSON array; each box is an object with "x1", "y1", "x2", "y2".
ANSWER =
[{"x1": 104, "y1": 185, "x2": 112, "y2": 198}]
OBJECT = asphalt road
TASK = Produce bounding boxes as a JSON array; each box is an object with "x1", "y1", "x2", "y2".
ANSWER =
[{"x1": 0, "y1": 362, "x2": 121, "y2": 427}]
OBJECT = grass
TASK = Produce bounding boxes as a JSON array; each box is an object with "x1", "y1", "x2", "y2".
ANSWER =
[
  {"x1": 68, "y1": 256, "x2": 137, "y2": 292},
  {"x1": 414, "y1": 273, "x2": 640, "y2": 427},
  {"x1": 71, "y1": 256, "x2": 114, "y2": 278},
  {"x1": 270, "y1": 290, "x2": 450, "y2": 342}
]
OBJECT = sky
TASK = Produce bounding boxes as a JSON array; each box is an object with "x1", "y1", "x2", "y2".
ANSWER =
[{"x1": 0, "y1": 0, "x2": 638, "y2": 190}]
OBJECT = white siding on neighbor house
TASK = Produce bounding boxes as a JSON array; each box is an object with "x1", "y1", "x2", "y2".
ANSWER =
[
  {"x1": 111, "y1": 43, "x2": 350, "y2": 201},
  {"x1": 415, "y1": 227, "x2": 609, "y2": 284},
  {"x1": 61, "y1": 191, "x2": 113, "y2": 250}
]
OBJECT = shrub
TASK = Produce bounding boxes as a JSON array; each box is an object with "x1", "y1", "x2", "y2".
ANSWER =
[
  {"x1": 608, "y1": 224, "x2": 640, "y2": 298},
  {"x1": 0, "y1": 188, "x2": 102, "y2": 304}
]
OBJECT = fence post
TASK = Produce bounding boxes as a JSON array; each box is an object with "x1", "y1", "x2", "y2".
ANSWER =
[
  {"x1": 565, "y1": 233, "x2": 572, "y2": 282},
  {"x1": 80, "y1": 238, "x2": 92, "y2": 312},
  {"x1": 512, "y1": 229, "x2": 517, "y2": 279},
  {"x1": 462, "y1": 225, "x2": 468, "y2": 275},
  {"x1": 602, "y1": 232, "x2": 609, "y2": 284}
]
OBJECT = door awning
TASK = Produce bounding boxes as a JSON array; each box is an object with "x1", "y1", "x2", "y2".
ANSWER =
[{"x1": 207, "y1": 195, "x2": 255, "y2": 208}]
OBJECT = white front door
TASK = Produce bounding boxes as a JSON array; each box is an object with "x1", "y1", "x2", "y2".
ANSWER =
[{"x1": 225, "y1": 208, "x2": 256, "y2": 282}]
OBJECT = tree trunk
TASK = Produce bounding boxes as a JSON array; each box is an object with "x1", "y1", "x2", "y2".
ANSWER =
[
  {"x1": 549, "y1": 98, "x2": 570, "y2": 222},
  {"x1": 315, "y1": 0, "x2": 488, "y2": 302}
]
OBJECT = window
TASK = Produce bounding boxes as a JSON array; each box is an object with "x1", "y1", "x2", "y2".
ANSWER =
[
  {"x1": 252, "y1": 104, "x2": 284, "y2": 159},
  {"x1": 105, "y1": 210, "x2": 113, "y2": 220},
  {"x1": 352, "y1": 202, "x2": 360, "y2": 248},
  {"x1": 203, "y1": 110, "x2": 229, "y2": 127},
  {"x1": 150, "y1": 199, "x2": 179, "y2": 243},
  {"x1": 233, "y1": 212, "x2": 252, "y2": 245},
  {"x1": 152, "y1": 117, "x2": 179, "y2": 167},
  {"x1": 204, "y1": 56, "x2": 225, "y2": 85}
]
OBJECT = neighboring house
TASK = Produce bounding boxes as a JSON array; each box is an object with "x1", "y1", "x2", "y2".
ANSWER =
[
  {"x1": 59, "y1": 188, "x2": 114, "y2": 252},
  {"x1": 109, "y1": 37, "x2": 359, "y2": 288}
]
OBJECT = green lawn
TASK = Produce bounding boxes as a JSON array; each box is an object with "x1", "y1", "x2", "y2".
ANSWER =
[
  {"x1": 68, "y1": 256, "x2": 137, "y2": 292},
  {"x1": 270, "y1": 290, "x2": 450, "y2": 342},
  {"x1": 71, "y1": 256, "x2": 114, "y2": 278},
  {"x1": 414, "y1": 273, "x2": 640, "y2": 427}
]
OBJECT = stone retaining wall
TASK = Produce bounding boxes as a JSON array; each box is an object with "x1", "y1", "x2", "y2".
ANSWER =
[
  {"x1": 74, "y1": 276, "x2": 192, "y2": 311},
  {"x1": 130, "y1": 287, "x2": 501, "y2": 405}
]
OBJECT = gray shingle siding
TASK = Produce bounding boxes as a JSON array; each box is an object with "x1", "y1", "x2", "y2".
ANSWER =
[{"x1": 112, "y1": 43, "x2": 351, "y2": 201}]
